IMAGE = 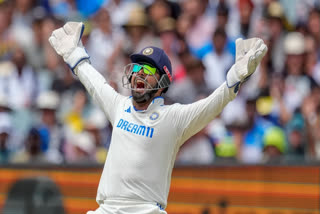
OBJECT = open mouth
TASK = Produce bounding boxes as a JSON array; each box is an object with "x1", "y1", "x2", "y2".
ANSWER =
[{"x1": 135, "y1": 80, "x2": 146, "y2": 92}]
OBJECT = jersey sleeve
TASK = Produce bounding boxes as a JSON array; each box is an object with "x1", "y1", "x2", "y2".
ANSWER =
[
  {"x1": 174, "y1": 82, "x2": 237, "y2": 146},
  {"x1": 75, "y1": 62, "x2": 125, "y2": 125}
]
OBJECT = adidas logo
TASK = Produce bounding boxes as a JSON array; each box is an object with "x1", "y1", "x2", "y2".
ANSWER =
[{"x1": 125, "y1": 107, "x2": 131, "y2": 113}]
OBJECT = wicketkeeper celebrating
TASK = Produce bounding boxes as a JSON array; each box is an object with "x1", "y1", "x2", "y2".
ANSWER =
[{"x1": 49, "y1": 22, "x2": 267, "y2": 214}]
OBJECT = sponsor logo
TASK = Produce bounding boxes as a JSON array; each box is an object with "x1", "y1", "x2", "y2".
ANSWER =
[
  {"x1": 125, "y1": 106, "x2": 131, "y2": 113},
  {"x1": 116, "y1": 119, "x2": 154, "y2": 138}
]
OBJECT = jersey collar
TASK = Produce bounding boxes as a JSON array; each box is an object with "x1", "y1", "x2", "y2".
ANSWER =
[{"x1": 132, "y1": 96, "x2": 164, "y2": 112}]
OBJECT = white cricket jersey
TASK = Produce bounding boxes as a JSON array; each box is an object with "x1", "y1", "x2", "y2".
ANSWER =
[{"x1": 76, "y1": 62, "x2": 237, "y2": 209}]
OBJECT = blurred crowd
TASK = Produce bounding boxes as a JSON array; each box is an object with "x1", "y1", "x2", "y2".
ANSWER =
[{"x1": 0, "y1": 0, "x2": 320, "y2": 165}]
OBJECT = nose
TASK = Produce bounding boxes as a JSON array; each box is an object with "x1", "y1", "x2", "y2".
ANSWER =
[{"x1": 137, "y1": 67, "x2": 145, "y2": 76}]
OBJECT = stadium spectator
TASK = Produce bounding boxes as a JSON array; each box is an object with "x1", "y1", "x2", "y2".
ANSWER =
[
  {"x1": 176, "y1": 127, "x2": 214, "y2": 165},
  {"x1": 237, "y1": 0, "x2": 256, "y2": 38},
  {"x1": 0, "y1": 46, "x2": 38, "y2": 110},
  {"x1": 166, "y1": 58, "x2": 211, "y2": 104},
  {"x1": 11, "y1": 128, "x2": 49, "y2": 163},
  {"x1": 64, "y1": 131, "x2": 97, "y2": 164},
  {"x1": 262, "y1": 126, "x2": 287, "y2": 163},
  {"x1": 121, "y1": 6, "x2": 161, "y2": 54},
  {"x1": 202, "y1": 27, "x2": 234, "y2": 90},
  {"x1": 181, "y1": 0, "x2": 215, "y2": 55},
  {"x1": 0, "y1": 1, "x2": 15, "y2": 61},
  {"x1": 284, "y1": 112, "x2": 306, "y2": 161},
  {"x1": 306, "y1": 7, "x2": 320, "y2": 58},
  {"x1": 86, "y1": 8, "x2": 124, "y2": 76},
  {"x1": 34, "y1": 91, "x2": 65, "y2": 163},
  {"x1": 155, "y1": 17, "x2": 180, "y2": 73},
  {"x1": 281, "y1": 32, "x2": 312, "y2": 118},
  {"x1": 238, "y1": 98, "x2": 274, "y2": 163},
  {"x1": 84, "y1": 108, "x2": 110, "y2": 164},
  {"x1": 63, "y1": 88, "x2": 90, "y2": 133},
  {"x1": 301, "y1": 87, "x2": 320, "y2": 159},
  {"x1": 264, "y1": 1, "x2": 287, "y2": 73}
]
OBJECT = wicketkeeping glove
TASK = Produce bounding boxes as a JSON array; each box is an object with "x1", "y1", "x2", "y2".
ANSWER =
[
  {"x1": 48, "y1": 22, "x2": 89, "y2": 74},
  {"x1": 226, "y1": 38, "x2": 268, "y2": 93}
]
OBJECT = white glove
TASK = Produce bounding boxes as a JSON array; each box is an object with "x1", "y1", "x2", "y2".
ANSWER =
[
  {"x1": 48, "y1": 22, "x2": 89, "y2": 73},
  {"x1": 226, "y1": 38, "x2": 268, "y2": 93}
]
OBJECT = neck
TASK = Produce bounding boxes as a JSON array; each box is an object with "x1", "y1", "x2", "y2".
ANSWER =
[
  {"x1": 133, "y1": 98, "x2": 153, "y2": 111},
  {"x1": 131, "y1": 88, "x2": 161, "y2": 110}
]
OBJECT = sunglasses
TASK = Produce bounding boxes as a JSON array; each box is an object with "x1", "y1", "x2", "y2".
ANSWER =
[{"x1": 132, "y1": 64, "x2": 157, "y2": 75}]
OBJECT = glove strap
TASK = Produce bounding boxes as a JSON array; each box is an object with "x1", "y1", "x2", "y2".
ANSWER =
[
  {"x1": 65, "y1": 47, "x2": 90, "y2": 74},
  {"x1": 226, "y1": 65, "x2": 240, "y2": 92},
  {"x1": 226, "y1": 64, "x2": 253, "y2": 93}
]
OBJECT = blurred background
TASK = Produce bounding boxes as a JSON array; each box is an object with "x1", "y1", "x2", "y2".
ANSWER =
[{"x1": 0, "y1": 0, "x2": 319, "y2": 213}]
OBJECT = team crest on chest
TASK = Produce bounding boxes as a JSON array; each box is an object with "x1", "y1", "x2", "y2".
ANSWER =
[{"x1": 150, "y1": 112, "x2": 159, "y2": 120}]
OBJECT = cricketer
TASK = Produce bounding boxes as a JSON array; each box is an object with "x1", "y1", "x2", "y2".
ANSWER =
[{"x1": 49, "y1": 22, "x2": 267, "y2": 214}]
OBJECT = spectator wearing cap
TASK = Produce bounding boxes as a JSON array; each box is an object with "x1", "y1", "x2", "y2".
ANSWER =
[
  {"x1": 34, "y1": 91, "x2": 65, "y2": 163},
  {"x1": 262, "y1": 126, "x2": 287, "y2": 163},
  {"x1": 121, "y1": 6, "x2": 161, "y2": 54},
  {"x1": 281, "y1": 32, "x2": 313, "y2": 116},
  {"x1": 112, "y1": 6, "x2": 162, "y2": 93},
  {"x1": 264, "y1": 1, "x2": 287, "y2": 73},
  {"x1": 65, "y1": 131, "x2": 97, "y2": 164}
]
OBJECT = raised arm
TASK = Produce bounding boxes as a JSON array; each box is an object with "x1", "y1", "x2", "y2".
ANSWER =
[
  {"x1": 48, "y1": 22, "x2": 123, "y2": 124},
  {"x1": 176, "y1": 38, "x2": 268, "y2": 144}
]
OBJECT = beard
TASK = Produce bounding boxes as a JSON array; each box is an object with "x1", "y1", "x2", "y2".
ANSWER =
[{"x1": 132, "y1": 88, "x2": 158, "y2": 103}]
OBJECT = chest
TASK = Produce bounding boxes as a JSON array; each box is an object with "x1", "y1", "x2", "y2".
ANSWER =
[{"x1": 112, "y1": 106, "x2": 178, "y2": 148}]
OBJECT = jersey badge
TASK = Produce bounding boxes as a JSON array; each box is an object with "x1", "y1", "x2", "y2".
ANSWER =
[
  {"x1": 143, "y1": 47, "x2": 153, "y2": 55},
  {"x1": 150, "y1": 112, "x2": 159, "y2": 120}
]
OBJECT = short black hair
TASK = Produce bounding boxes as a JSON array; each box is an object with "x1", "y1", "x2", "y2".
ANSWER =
[{"x1": 217, "y1": 3, "x2": 229, "y2": 17}]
